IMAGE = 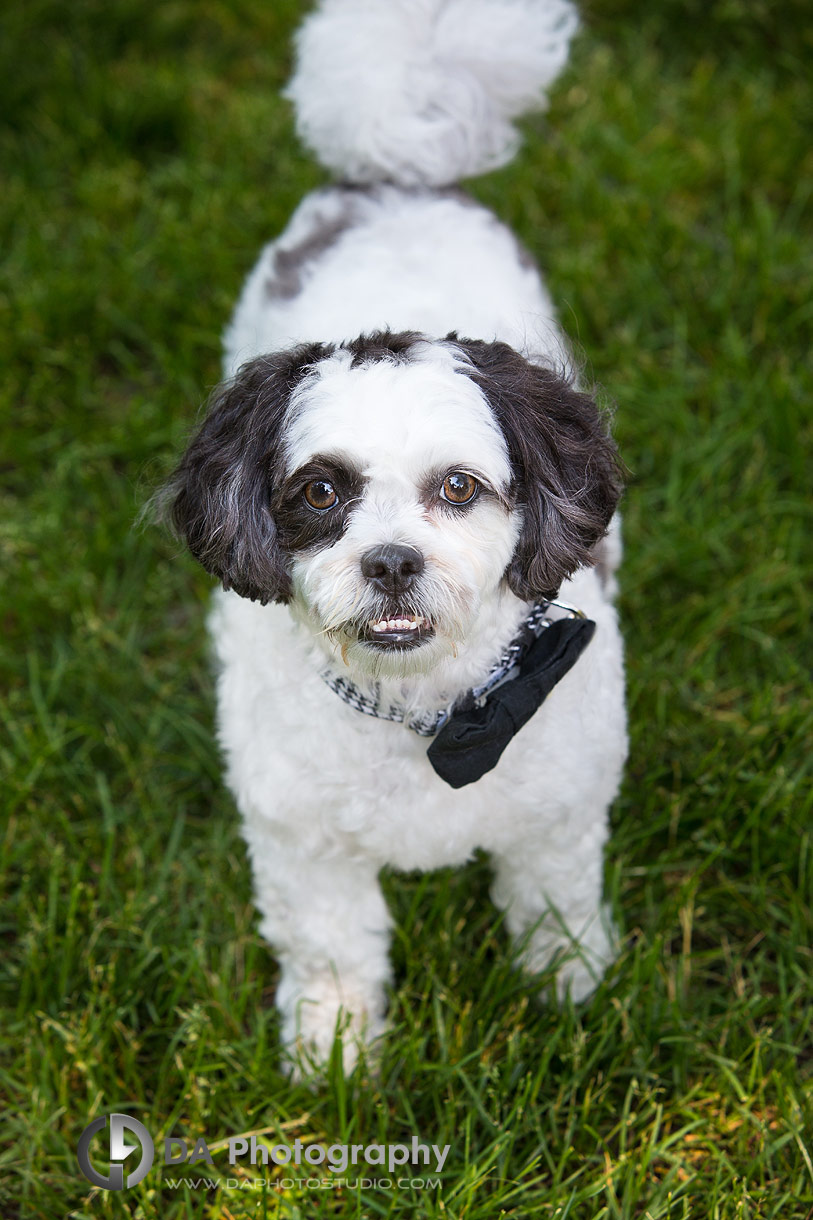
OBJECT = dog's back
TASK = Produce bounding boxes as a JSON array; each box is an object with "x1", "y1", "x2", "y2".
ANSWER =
[{"x1": 225, "y1": 0, "x2": 579, "y2": 372}]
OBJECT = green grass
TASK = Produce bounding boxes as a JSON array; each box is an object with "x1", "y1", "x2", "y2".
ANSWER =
[{"x1": 1, "y1": 0, "x2": 811, "y2": 1216}]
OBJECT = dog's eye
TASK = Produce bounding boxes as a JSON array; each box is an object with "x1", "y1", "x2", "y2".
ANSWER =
[
  {"x1": 303, "y1": 479, "x2": 338, "y2": 511},
  {"x1": 440, "y1": 472, "x2": 479, "y2": 505}
]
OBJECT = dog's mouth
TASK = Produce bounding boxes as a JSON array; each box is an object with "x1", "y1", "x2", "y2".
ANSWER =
[{"x1": 360, "y1": 613, "x2": 434, "y2": 649}]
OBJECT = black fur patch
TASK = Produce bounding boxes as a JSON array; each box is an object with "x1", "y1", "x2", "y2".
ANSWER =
[
  {"x1": 273, "y1": 454, "x2": 365, "y2": 554},
  {"x1": 264, "y1": 192, "x2": 359, "y2": 301},
  {"x1": 162, "y1": 331, "x2": 428, "y2": 602},
  {"x1": 345, "y1": 330, "x2": 424, "y2": 368},
  {"x1": 163, "y1": 344, "x2": 334, "y2": 603},
  {"x1": 448, "y1": 336, "x2": 624, "y2": 600}
]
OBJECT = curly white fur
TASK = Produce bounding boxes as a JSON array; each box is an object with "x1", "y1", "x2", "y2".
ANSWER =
[{"x1": 285, "y1": 0, "x2": 579, "y2": 186}]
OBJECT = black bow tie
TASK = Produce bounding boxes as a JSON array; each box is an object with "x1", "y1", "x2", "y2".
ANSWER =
[{"x1": 426, "y1": 615, "x2": 596, "y2": 788}]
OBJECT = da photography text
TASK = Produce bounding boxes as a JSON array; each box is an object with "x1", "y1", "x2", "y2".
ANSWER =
[{"x1": 77, "y1": 1113, "x2": 450, "y2": 1192}]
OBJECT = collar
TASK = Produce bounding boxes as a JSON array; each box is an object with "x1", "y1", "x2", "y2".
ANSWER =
[{"x1": 319, "y1": 600, "x2": 596, "y2": 786}]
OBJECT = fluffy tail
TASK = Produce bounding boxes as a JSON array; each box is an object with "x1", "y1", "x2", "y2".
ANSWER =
[{"x1": 284, "y1": 0, "x2": 579, "y2": 188}]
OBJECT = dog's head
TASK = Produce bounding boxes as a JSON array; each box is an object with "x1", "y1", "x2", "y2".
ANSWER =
[{"x1": 165, "y1": 331, "x2": 622, "y2": 677}]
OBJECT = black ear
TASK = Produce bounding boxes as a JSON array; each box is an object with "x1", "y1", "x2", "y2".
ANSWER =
[
  {"x1": 162, "y1": 343, "x2": 333, "y2": 603},
  {"x1": 450, "y1": 337, "x2": 624, "y2": 600}
]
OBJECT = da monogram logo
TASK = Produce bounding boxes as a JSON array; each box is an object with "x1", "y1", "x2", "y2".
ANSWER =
[{"x1": 77, "y1": 1113, "x2": 154, "y2": 1191}]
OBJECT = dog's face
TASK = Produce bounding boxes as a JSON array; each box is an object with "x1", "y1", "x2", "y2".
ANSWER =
[
  {"x1": 277, "y1": 338, "x2": 518, "y2": 677},
  {"x1": 166, "y1": 331, "x2": 621, "y2": 678}
]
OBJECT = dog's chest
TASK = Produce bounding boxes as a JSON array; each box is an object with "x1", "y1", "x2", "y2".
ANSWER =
[
  {"x1": 211, "y1": 584, "x2": 625, "y2": 872},
  {"x1": 211, "y1": 592, "x2": 526, "y2": 867}
]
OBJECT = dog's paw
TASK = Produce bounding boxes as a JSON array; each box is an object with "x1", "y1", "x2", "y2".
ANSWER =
[
  {"x1": 278, "y1": 975, "x2": 388, "y2": 1082},
  {"x1": 522, "y1": 910, "x2": 617, "y2": 1004}
]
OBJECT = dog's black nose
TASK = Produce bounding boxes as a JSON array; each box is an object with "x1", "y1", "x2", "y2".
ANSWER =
[{"x1": 360, "y1": 544, "x2": 425, "y2": 595}]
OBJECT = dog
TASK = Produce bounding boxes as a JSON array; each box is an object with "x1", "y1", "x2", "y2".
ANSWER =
[{"x1": 163, "y1": 0, "x2": 627, "y2": 1074}]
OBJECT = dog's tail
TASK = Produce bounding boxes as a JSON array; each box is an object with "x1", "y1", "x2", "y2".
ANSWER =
[{"x1": 284, "y1": 0, "x2": 578, "y2": 188}]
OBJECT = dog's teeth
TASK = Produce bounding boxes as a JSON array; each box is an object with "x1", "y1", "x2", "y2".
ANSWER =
[{"x1": 370, "y1": 615, "x2": 424, "y2": 633}]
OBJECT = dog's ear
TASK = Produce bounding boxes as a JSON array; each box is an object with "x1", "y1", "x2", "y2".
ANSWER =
[
  {"x1": 162, "y1": 344, "x2": 332, "y2": 604},
  {"x1": 450, "y1": 337, "x2": 623, "y2": 600}
]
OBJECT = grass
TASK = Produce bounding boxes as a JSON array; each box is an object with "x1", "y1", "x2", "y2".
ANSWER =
[{"x1": 1, "y1": 0, "x2": 811, "y2": 1216}]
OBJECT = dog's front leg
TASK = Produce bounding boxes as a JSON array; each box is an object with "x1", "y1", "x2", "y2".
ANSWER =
[
  {"x1": 490, "y1": 819, "x2": 615, "y2": 1004},
  {"x1": 245, "y1": 823, "x2": 392, "y2": 1076}
]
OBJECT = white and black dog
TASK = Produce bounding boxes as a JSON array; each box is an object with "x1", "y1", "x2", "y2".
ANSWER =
[{"x1": 164, "y1": 0, "x2": 627, "y2": 1073}]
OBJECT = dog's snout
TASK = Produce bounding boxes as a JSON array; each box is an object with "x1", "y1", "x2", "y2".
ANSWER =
[{"x1": 361, "y1": 544, "x2": 425, "y2": 595}]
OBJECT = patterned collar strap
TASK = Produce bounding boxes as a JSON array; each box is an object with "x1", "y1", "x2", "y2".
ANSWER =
[{"x1": 319, "y1": 600, "x2": 581, "y2": 738}]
